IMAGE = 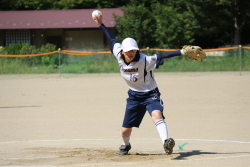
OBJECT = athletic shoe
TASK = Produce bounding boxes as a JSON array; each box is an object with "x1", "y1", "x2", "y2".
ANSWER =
[
  {"x1": 163, "y1": 138, "x2": 175, "y2": 155},
  {"x1": 119, "y1": 143, "x2": 131, "y2": 155}
]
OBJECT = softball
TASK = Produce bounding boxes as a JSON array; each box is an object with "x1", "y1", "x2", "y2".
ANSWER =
[{"x1": 92, "y1": 10, "x2": 101, "y2": 19}]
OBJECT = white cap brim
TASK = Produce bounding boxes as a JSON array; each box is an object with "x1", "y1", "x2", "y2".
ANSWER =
[{"x1": 122, "y1": 47, "x2": 139, "y2": 52}]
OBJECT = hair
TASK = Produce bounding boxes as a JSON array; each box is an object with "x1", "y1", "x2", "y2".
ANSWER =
[{"x1": 120, "y1": 50, "x2": 139, "y2": 61}]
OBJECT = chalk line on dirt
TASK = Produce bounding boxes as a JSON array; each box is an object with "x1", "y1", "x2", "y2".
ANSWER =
[{"x1": 1, "y1": 138, "x2": 250, "y2": 144}]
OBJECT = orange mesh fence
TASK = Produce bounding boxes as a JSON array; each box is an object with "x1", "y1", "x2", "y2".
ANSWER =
[
  {"x1": 0, "y1": 46, "x2": 249, "y2": 57},
  {"x1": 0, "y1": 50, "x2": 58, "y2": 57},
  {"x1": 143, "y1": 46, "x2": 244, "y2": 52},
  {"x1": 60, "y1": 50, "x2": 111, "y2": 55},
  {"x1": 146, "y1": 46, "x2": 249, "y2": 52},
  {"x1": 147, "y1": 48, "x2": 178, "y2": 51},
  {"x1": 61, "y1": 50, "x2": 96, "y2": 56},
  {"x1": 203, "y1": 47, "x2": 239, "y2": 51}
]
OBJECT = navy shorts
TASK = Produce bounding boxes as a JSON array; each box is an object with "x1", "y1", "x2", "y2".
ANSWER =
[{"x1": 122, "y1": 87, "x2": 164, "y2": 128}]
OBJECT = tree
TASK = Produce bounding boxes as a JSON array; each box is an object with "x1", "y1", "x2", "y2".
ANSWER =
[
  {"x1": 1, "y1": 0, "x2": 249, "y2": 47},
  {"x1": 0, "y1": 0, "x2": 56, "y2": 10},
  {"x1": 186, "y1": 0, "x2": 250, "y2": 46},
  {"x1": 230, "y1": 0, "x2": 250, "y2": 45},
  {"x1": 114, "y1": 5, "x2": 156, "y2": 48},
  {"x1": 151, "y1": 2, "x2": 196, "y2": 48},
  {"x1": 0, "y1": 0, "x2": 128, "y2": 10},
  {"x1": 115, "y1": 1, "x2": 197, "y2": 48}
]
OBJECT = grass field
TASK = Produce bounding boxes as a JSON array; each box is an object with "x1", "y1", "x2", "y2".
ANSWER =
[{"x1": 1, "y1": 48, "x2": 250, "y2": 74}]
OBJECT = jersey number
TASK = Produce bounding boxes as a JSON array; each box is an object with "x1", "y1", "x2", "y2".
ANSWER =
[{"x1": 130, "y1": 74, "x2": 138, "y2": 82}]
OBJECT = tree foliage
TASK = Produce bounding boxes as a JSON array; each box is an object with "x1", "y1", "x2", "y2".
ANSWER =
[
  {"x1": 0, "y1": 0, "x2": 250, "y2": 48},
  {"x1": 116, "y1": 0, "x2": 250, "y2": 48},
  {"x1": 114, "y1": 1, "x2": 198, "y2": 48},
  {"x1": 0, "y1": 0, "x2": 127, "y2": 10},
  {"x1": 1, "y1": 43, "x2": 57, "y2": 67},
  {"x1": 151, "y1": 2, "x2": 196, "y2": 48},
  {"x1": 185, "y1": 0, "x2": 250, "y2": 47},
  {"x1": 114, "y1": 5, "x2": 155, "y2": 48}
]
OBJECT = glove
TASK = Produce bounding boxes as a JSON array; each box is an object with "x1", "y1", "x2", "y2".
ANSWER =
[{"x1": 181, "y1": 45, "x2": 206, "y2": 61}]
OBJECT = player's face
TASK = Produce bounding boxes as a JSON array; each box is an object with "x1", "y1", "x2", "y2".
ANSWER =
[{"x1": 122, "y1": 50, "x2": 137, "y2": 63}]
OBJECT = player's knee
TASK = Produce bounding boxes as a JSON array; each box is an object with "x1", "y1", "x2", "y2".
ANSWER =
[
  {"x1": 121, "y1": 127, "x2": 132, "y2": 136},
  {"x1": 151, "y1": 110, "x2": 163, "y2": 122}
]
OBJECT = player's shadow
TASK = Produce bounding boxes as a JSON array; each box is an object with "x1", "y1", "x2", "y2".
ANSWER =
[
  {"x1": 134, "y1": 150, "x2": 250, "y2": 160},
  {"x1": 172, "y1": 150, "x2": 249, "y2": 160},
  {"x1": 134, "y1": 150, "x2": 216, "y2": 156},
  {"x1": 172, "y1": 150, "x2": 217, "y2": 160}
]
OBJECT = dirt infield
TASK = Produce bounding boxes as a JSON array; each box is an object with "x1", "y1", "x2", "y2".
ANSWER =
[{"x1": 0, "y1": 72, "x2": 250, "y2": 167}]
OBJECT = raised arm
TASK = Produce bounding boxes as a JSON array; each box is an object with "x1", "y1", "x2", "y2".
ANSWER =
[{"x1": 92, "y1": 11, "x2": 119, "y2": 52}]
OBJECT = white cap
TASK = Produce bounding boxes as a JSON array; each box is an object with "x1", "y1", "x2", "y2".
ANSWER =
[{"x1": 121, "y1": 37, "x2": 139, "y2": 52}]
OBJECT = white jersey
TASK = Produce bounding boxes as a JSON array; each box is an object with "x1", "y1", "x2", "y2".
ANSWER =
[{"x1": 113, "y1": 43, "x2": 158, "y2": 92}]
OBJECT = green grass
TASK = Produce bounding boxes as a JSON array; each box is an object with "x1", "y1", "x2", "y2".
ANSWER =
[
  {"x1": 0, "y1": 57, "x2": 58, "y2": 74},
  {"x1": 157, "y1": 55, "x2": 248, "y2": 72},
  {"x1": 1, "y1": 50, "x2": 250, "y2": 74}
]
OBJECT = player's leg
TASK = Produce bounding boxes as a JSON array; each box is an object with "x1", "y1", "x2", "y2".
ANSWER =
[
  {"x1": 147, "y1": 94, "x2": 168, "y2": 143},
  {"x1": 146, "y1": 91, "x2": 175, "y2": 155},
  {"x1": 152, "y1": 110, "x2": 170, "y2": 145},
  {"x1": 119, "y1": 109, "x2": 145, "y2": 155},
  {"x1": 152, "y1": 109, "x2": 168, "y2": 142},
  {"x1": 121, "y1": 127, "x2": 132, "y2": 145},
  {"x1": 119, "y1": 127, "x2": 132, "y2": 155},
  {"x1": 119, "y1": 90, "x2": 147, "y2": 155},
  {"x1": 151, "y1": 110, "x2": 175, "y2": 155}
]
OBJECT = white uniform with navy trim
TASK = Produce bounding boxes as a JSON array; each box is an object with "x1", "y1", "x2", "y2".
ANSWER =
[{"x1": 113, "y1": 43, "x2": 157, "y2": 92}]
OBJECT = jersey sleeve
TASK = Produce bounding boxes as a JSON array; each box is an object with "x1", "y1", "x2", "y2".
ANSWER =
[
  {"x1": 145, "y1": 54, "x2": 158, "y2": 71},
  {"x1": 99, "y1": 23, "x2": 121, "y2": 59},
  {"x1": 155, "y1": 50, "x2": 181, "y2": 68},
  {"x1": 112, "y1": 43, "x2": 122, "y2": 59}
]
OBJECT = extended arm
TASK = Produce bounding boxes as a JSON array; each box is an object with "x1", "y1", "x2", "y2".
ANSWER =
[
  {"x1": 158, "y1": 50, "x2": 182, "y2": 58},
  {"x1": 99, "y1": 24, "x2": 119, "y2": 52},
  {"x1": 92, "y1": 11, "x2": 118, "y2": 52},
  {"x1": 156, "y1": 50, "x2": 185, "y2": 68}
]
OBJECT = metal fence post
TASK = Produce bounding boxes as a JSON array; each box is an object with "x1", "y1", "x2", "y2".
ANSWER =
[
  {"x1": 239, "y1": 45, "x2": 242, "y2": 75},
  {"x1": 147, "y1": 47, "x2": 149, "y2": 56},
  {"x1": 58, "y1": 48, "x2": 61, "y2": 78}
]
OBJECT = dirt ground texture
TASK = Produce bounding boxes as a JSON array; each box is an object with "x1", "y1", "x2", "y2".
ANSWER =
[{"x1": 0, "y1": 72, "x2": 250, "y2": 167}]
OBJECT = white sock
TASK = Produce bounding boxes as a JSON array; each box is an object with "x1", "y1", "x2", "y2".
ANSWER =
[
  {"x1": 120, "y1": 131, "x2": 130, "y2": 145},
  {"x1": 155, "y1": 119, "x2": 168, "y2": 144}
]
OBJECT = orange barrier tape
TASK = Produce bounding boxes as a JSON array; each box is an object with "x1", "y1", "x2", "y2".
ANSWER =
[
  {"x1": 97, "y1": 51, "x2": 112, "y2": 54},
  {"x1": 0, "y1": 46, "x2": 249, "y2": 57},
  {"x1": 61, "y1": 51, "x2": 95, "y2": 56},
  {"x1": 61, "y1": 50, "x2": 96, "y2": 54},
  {"x1": 0, "y1": 50, "x2": 58, "y2": 57},
  {"x1": 203, "y1": 46, "x2": 239, "y2": 51},
  {"x1": 146, "y1": 46, "x2": 248, "y2": 52},
  {"x1": 149, "y1": 48, "x2": 178, "y2": 51},
  {"x1": 61, "y1": 50, "x2": 111, "y2": 55}
]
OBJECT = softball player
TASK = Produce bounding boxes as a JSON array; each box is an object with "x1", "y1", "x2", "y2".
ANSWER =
[{"x1": 93, "y1": 11, "x2": 186, "y2": 155}]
